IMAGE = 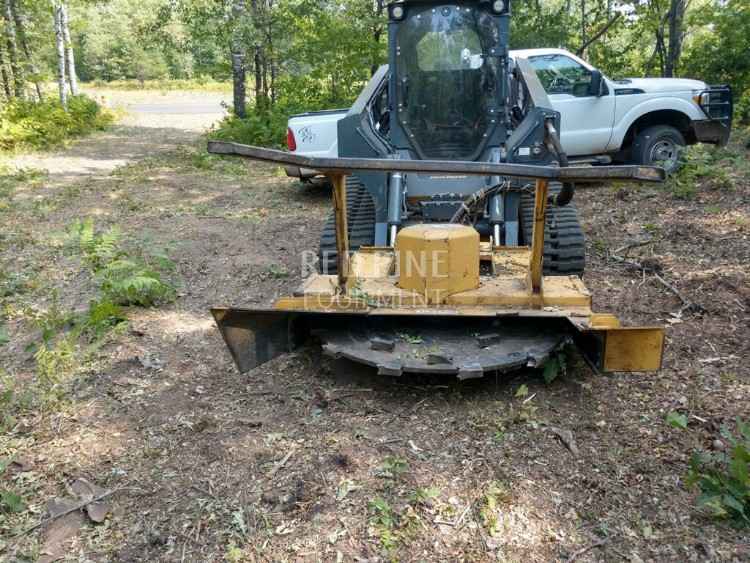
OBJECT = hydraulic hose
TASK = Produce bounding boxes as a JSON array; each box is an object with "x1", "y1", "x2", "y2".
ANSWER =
[
  {"x1": 450, "y1": 182, "x2": 507, "y2": 225},
  {"x1": 544, "y1": 121, "x2": 575, "y2": 207}
]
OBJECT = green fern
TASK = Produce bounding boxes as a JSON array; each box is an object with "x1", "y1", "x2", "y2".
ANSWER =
[
  {"x1": 97, "y1": 259, "x2": 176, "y2": 306},
  {"x1": 67, "y1": 219, "x2": 177, "y2": 307}
]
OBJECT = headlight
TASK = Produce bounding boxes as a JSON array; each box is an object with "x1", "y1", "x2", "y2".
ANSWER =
[
  {"x1": 389, "y1": 4, "x2": 404, "y2": 20},
  {"x1": 492, "y1": 0, "x2": 506, "y2": 13},
  {"x1": 692, "y1": 91, "x2": 710, "y2": 106}
]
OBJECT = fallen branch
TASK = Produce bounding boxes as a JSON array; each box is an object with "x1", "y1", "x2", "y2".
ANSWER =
[
  {"x1": 268, "y1": 449, "x2": 295, "y2": 478},
  {"x1": 613, "y1": 238, "x2": 655, "y2": 256},
  {"x1": 569, "y1": 537, "x2": 610, "y2": 562},
  {"x1": 12, "y1": 487, "x2": 120, "y2": 539}
]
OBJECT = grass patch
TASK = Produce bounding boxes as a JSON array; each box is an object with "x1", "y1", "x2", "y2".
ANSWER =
[
  {"x1": 0, "y1": 95, "x2": 114, "y2": 152},
  {"x1": 0, "y1": 295, "x2": 127, "y2": 425},
  {"x1": 0, "y1": 167, "x2": 47, "y2": 213},
  {"x1": 87, "y1": 77, "x2": 231, "y2": 93}
]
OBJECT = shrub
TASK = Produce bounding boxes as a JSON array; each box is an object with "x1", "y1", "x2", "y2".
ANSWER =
[
  {"x1": 209, "y1": 74, "x2": 359, "y2": 148},
  {"x1": 66, "y1": 218, "x2": 177, "y2": 307},
  {"x1": 735, "y1": 90, "x2": 750, "y2": 126},
  {"x1": 209, "y1": 107, "x2": 290, "y2": 149},
  {"x1": 686, "y1": 418, "x2": 749, "y2": 527},
  {"x1": 0, "y1": 95, "x2": 114, "y2": 151}
]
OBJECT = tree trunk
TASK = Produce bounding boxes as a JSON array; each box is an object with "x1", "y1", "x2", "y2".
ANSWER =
[
  {"x1": 231, "y1": 50, "x2": 246, "y2": 118},
  {"x1": 230, "y1": 0, "x2": 247, "y2": 118},
  {"x1": 3, "y1": 0, "x2": 23, "y2": 98},
  {"x1": 253, "y1": 44, "x2": 263, "y2": 110},
  {"x1": 580, "y1": 0, "x2": 586, "y2": 49},
  {"x1": 53, "y1": 5, "x2": 67, "y2": 108},
  {"x1": 0, "y1": 46, "x2": 12, "y2": 99},
  {"x1": 9, "y1": 0, "x2": 42, "y2": 101},
  {"x1": 664, "y1": 0, "x2": 685, "y2": 77},
  {"x1": 59, "y1": 2, "x2": 78, "y2": 95},
  {"x1": 260, "y1": 49, "x2": 268, "y2": 105}
]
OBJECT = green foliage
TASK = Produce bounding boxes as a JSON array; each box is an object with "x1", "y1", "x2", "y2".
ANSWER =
[
  {"x1": 0, "y1": 457, "x2": 25, "y2": 514},
  {"x1": 410, "y1": 486, "x2": 440, "y2": 505},
  {"x1": 90, "y1": 77, "x2": 230, "y2": 92},
  {"x1": 736, "y1": 91, "x2": 750, "y2": 126},
  {"x1": 67, "y1": 219, "x2": 121, "y2": 271},
  {"x1": 682, "y1": 0, "x2": 750, "y2": 99},
  {"x1": 209, "y1": 109, "x2": 289, "y2": 149},
  {"x1": 368, "y1": 497, "x2": 398, "y2": 551},
  {"x1": 0, "y1": 488, "x2": 25, "y2": 514},
  {"x1": 376, "y1": 456, "x2": 409, "y2": 479},
  {"x1": 0, "y1": 96, "x2": 113, "y2": 152},
  {"x1": 97, "y1": 259, "x2": 176, "y2": 306},
  {"x1": 666, "y1": 411, "x2": 688, "y2": 429},
  {"x1": 67, "y1": 218, "x2": 177, "y2": 307},
  {"x1": 666, "y1": 140, "x2": 742, "y2": 199},
  {"x1": 686, "y1": 418, "x2": 750, "y2": 527},
  {"x1": 542, "y1": 351, "x2": 567, "y2": 384},
  {"x1": 479, "y1": 481, "x2": 511, "y2": 537}
]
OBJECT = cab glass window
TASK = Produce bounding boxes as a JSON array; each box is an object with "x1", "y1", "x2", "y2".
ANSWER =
[{"x1": 529, "y1": 54, "x2": 592, "y2": 97}]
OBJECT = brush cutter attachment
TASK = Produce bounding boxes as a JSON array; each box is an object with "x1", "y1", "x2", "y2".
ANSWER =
[{"x1": 207, "y1": 143, "x2": 665, "y2": 377}]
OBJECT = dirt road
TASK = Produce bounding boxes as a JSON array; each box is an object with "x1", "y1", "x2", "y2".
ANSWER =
[
  {"x1": 0, "y1": 92, "x2": 748, "y2": 562},
  {"x1": 5, "y1": 88, "x2": 229, "y2": 184}
]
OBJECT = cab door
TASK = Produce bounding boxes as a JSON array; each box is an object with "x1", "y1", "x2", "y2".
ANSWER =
[{"x1": 528, "y1": 54, "x2": 615, "y2": 156}]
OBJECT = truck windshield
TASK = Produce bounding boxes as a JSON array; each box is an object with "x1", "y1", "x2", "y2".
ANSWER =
[{"x1": 396, "y1": 5, "x2": 500, "y2": 160}]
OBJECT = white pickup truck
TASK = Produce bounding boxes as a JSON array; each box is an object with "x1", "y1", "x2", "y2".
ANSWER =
[{"x1": 285, "y1": 48, "x2": 731, "y2": 178}]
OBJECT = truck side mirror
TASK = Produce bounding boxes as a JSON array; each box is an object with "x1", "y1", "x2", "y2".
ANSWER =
[{"x1": 589, "y1": 70, "x2": 606, "y2": 97}]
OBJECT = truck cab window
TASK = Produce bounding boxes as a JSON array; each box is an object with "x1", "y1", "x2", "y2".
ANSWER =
[{"x1": 529, "y1": 54, "x2": 592, "y2": 97}]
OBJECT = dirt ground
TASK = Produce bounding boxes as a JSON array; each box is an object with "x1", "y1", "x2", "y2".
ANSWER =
[{"x1": 0, "y1": 91, "x2": 748, "y2": 562}]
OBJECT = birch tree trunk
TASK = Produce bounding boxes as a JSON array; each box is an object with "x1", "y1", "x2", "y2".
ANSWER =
[
  {"x1": 3, "y1": 0, "x2": 23, "y2": 98},
  {"x1": 59, "y1": 1, "x2": 78, "y2": 95},
  {"x1": 231, "y1": 50, "x2": 246, "y2": 118},
  {"x1": 230, "y1": 0, "x2": 247, "y2": 118},
  {"x1": 9, "y1": 0, "x2": 42, "y2": 100},
  {"x1": 54, "y1": 5, "x2": 67, "y2": 108},
  {"x1": 0, "y1": 46, "x2": 12, "y2": 99}
]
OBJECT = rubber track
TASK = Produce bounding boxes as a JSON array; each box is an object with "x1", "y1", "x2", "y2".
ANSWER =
[
  {"x1": 318, "y1": 176, "x2": 376, "y2": 274},
  {"x1": 520, "y1": 183, "x2": 585, "y2": 276}
]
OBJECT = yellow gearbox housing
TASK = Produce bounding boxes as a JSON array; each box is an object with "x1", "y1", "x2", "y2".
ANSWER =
[{"x1": 395, "y1": 224, "x2": 479, "y2": 303}]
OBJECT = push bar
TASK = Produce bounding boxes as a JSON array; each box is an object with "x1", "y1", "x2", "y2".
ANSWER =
[{"x1": 207, "y1": 141, "x2": 666, "y2": 183}]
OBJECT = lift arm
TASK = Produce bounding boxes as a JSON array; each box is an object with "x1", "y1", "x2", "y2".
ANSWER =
[{"x1": 207, "y1": 141, "x2": 666, "y2": 183}]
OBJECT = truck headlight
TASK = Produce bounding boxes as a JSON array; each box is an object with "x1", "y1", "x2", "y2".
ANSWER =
[
  {"x1": 692, "y1": 91, "x2": 710, "y2": 106},
  {"x1": 389, "y1": 4, "x2": 404, "y2": 20},
  {"x1": 492, "y1": 0, "x2": 506, "y2": 13}
]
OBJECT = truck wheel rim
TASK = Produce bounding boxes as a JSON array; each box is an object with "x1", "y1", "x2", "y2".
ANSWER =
[{"x1": 649, "y1": 139, "x2": 679, "y2": 170}]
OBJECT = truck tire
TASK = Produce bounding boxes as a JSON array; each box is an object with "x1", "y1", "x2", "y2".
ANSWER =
[
  {"x1": 520, "y1": 183, "x2": 586, "y2": 276},
  {"x1": 631, "y1": 125, "x2": 685, "y2": 174},
  {"x1": 318, "y1": 176, "x2": 375, "y2": 274}
]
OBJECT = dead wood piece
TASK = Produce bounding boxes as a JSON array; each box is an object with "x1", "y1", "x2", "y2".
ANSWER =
[
  {"x1": 549, "y1": 426, "x2": 579, "y2": 456},
  {"x1": 268, "y1": 449, "x2": 295, "y2": 478},
  {"x1": 613, "y1": 238, "x2": 654, "y2": 256},
  {"x1": 568, "y1": 538, "x2": 610, "y2": 562},
  {"x1": 12, "y1": 487, "x2": 120, "y2": 539}
]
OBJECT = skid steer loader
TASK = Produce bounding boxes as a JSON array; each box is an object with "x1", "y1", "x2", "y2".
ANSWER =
[{"x1": 207, "y1": 0, "x2": 666, "y2": 378}]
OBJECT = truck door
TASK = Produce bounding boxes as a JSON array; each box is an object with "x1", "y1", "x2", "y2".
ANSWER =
[{"x1": 528, "y1": 54, "x2": 615, "y2": 156}]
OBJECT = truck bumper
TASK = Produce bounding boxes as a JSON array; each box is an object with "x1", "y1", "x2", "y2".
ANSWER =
[{"x1": 693, "y1": 119, "x2": 731, "y2": 146}]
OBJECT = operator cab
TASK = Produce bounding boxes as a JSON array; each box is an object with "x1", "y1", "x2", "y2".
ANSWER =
[{"x1": 388, "y1": 0, "x2": 510, "y2": 161}]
